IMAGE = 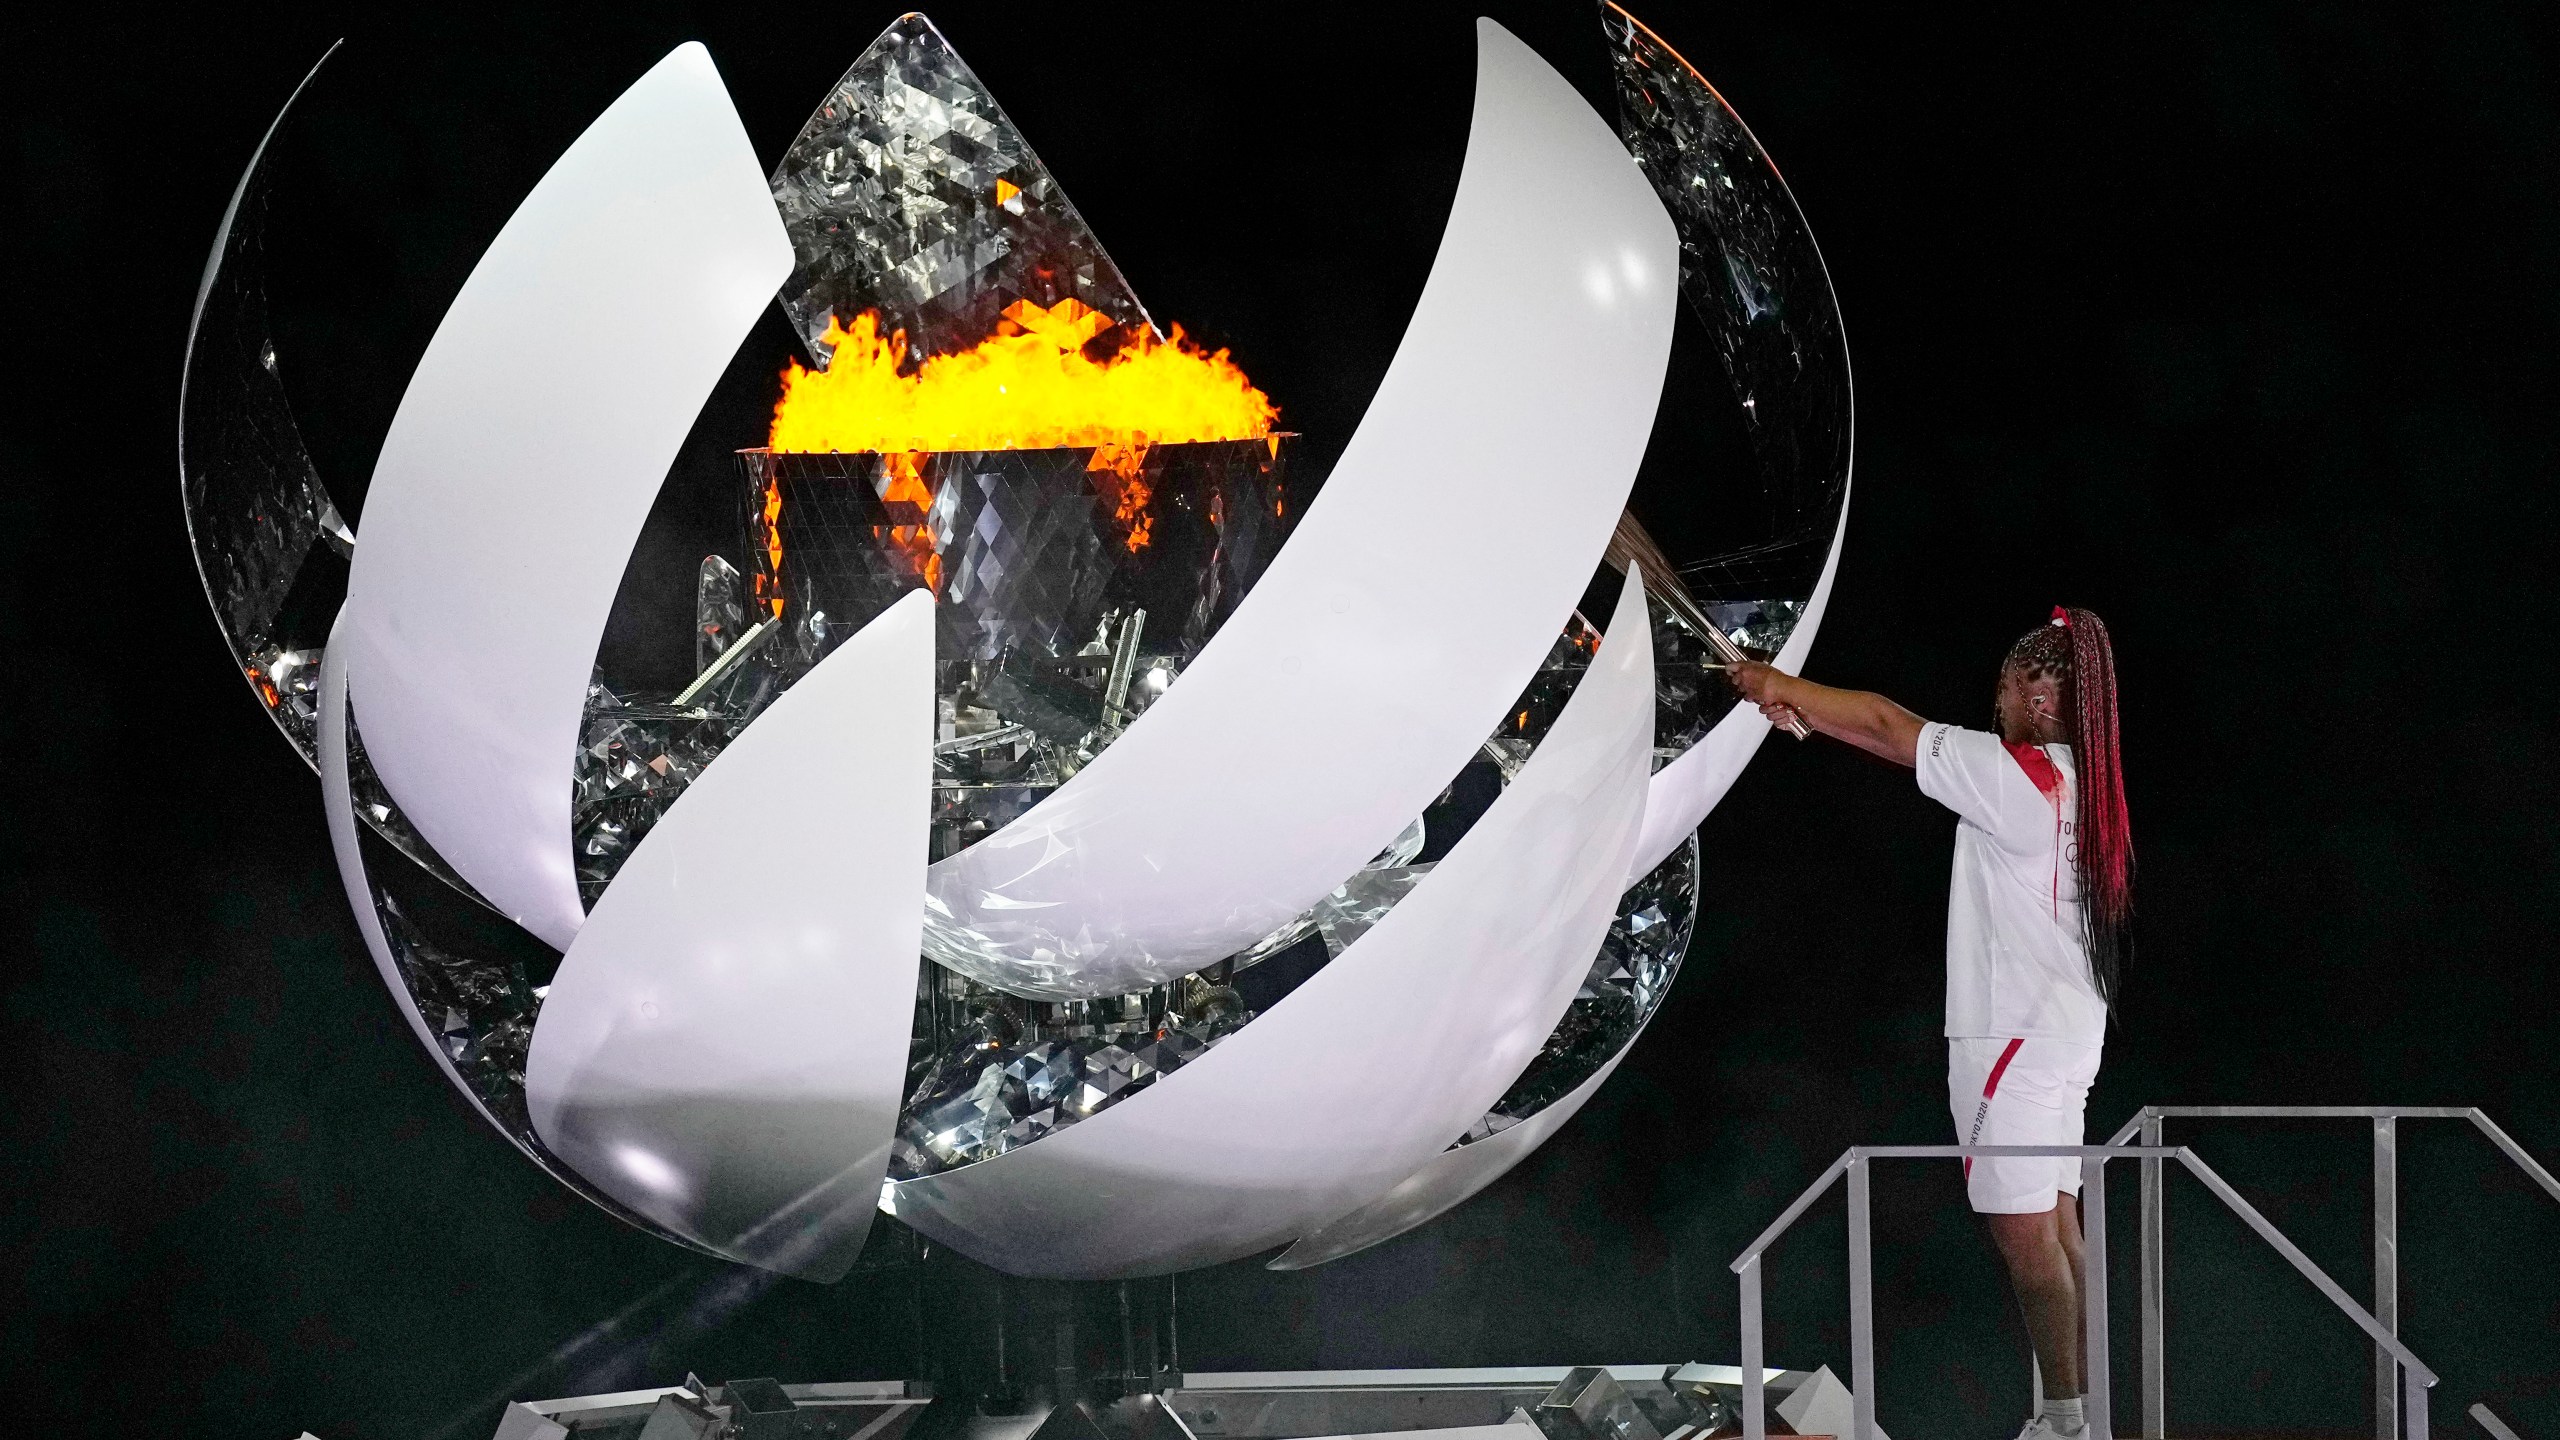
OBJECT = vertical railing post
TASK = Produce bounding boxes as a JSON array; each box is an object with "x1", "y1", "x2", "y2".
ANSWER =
[
  {"x1": 1847, "y1": 1153, "x2": 1876, "y2": 1440},
  {"x1": 2084, "y1": 1155, "x2": 2114, "y2": 1440},
  {"x1": 2140, "y1": 1112, "x2": 2165, "y2": 1440},
  {"x1": 2403, "y1": 1366, "x2": 2428, "y2": 1440},
  {"x1": 2374, "y1": 1115, "x2": 2400, "y2": 1440},
  {"x1": 1740, "y1": 1255, "x2": 1766, "y2": 1440}
]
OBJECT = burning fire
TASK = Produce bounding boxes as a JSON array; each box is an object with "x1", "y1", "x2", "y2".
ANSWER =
[
  {"x1": 760, "y1": 300, "x2": 1277, "y2": 589},
  {"x1": 769, "y1": 300, "x2": 1278, "y2": 453}
]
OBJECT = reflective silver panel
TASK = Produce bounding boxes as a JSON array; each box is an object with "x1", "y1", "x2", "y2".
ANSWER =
[
  {"x1": 1601, "y1": 3, "x2": 1852, "y2": 619},
  {"x1": 770, "y1": 13, "x2": 1157, "y2": 365},
  {"x1": 177, "y1": 42, "x2": 349, "y2": 764}
]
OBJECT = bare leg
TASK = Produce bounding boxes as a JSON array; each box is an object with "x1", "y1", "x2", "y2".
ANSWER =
[
  {"x1": 2060, "y1": 1194, "x2": 2085, "y2": 1390},
  {"x1": 1986, "y1": 1197, "x2": 2084, "y2": 1398}
]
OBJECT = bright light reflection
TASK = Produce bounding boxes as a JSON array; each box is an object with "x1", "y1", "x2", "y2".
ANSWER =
[{"x1": 614, "y1": 1143, "x2": 688, "y2": 1197}]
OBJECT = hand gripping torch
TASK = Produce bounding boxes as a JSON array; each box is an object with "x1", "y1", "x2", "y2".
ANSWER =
[{"x1": 1602, "y1": 509, "x2": 1811, "y2": 740}]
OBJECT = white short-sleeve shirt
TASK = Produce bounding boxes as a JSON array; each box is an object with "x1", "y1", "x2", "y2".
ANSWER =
[{"x1": 1916, "y1": 721, "x2": 2106, "y2": 1044}]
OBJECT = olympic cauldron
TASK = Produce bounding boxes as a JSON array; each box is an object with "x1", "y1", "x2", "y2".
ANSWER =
[{"x1": 177, "y1": 8, "x2": 1853, "y2": 1282}]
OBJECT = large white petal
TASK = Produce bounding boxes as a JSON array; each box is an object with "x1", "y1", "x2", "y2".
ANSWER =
[
  {"x1": 340, "y1": 43, "x2": 792, "y2": 950},
  {"x1": 525, "y1": 592, "x2": 933, "y2": 1282},
  {"x1": 920, "y1": 19, "x2": 1679, "y2": 999},
  {"x1": 884, "y1": 569, "x2": 1656, "y2": 1279}
]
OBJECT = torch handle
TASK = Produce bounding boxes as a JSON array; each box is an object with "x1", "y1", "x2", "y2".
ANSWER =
[
  {"x1": 1602, "y1": 508, "x2": 1811, "y2": 740},
  {"x1": 1699, "y1": 624, "x2": 1813, "y2": 741}
]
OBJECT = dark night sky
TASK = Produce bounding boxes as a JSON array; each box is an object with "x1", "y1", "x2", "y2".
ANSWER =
[{"x1": 7, "y1": 3, "x2": 2560, "y2": 1438}]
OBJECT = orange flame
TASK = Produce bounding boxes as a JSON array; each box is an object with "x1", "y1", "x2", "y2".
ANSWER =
[
  {"x1": 762, "y1": 301, "x2": 1276, "y2": 575},
  {"x1": 880, "y1": 451, "x2": 945, "y2": 584},
  {"x1": 769, "y1": 301, "x2": 1278, "y2": 454}
]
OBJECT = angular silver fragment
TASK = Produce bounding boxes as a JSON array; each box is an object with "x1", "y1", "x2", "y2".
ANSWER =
[
  {"x1": 696, "y1": 553, "x2": 746, "y2": 672},
  {"x1": 770, "y1": 12, "x2": 1156, "y2": 365}
]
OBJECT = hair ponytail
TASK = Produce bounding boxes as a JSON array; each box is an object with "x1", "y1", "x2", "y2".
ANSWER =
[
  {"x1": 2006, "y1": 608, "x2": 2135, "y2": 1006},
  {"x1": 2060, "y1": 608, "x2": 2133, "y2": 1006}
]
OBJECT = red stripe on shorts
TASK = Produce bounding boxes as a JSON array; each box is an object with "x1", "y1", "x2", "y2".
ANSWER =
[{"x1": 1964, "y1": 1036, "x2": 2028, "y2": 1178}]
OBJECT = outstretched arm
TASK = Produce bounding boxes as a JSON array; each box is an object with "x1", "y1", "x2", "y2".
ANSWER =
[{"x1": 1729, "y1": 660, "x2": 1928, "y2": 768}]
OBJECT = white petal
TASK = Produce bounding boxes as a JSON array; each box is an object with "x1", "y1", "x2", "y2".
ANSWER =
[
  {"x1": 339, "y1": 44, "x2": 793, "y2": 950},
  {"x1": 525, "y1": 592, "x2": 933, "y2": 1281}
]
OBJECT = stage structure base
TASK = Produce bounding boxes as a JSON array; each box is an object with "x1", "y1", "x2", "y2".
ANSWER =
[{"x1": 495, "y1": 1365, "x2": 1869, "y2": 1440}]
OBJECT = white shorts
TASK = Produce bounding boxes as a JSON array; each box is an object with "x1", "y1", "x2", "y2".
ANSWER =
[{"x1": 1947, "y1": 1037, "x2": 2101, "y2": 1214}]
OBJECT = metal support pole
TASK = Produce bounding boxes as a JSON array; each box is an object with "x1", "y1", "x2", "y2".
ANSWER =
[
  {"x1": 1848, "y1": 1154, "x2": 1876, "y2": 1440},
  {"x1": 2375, "y1": 1116, "x2": 2400, "y2": 1440},
  {"x1": 1118, "y1": 1280, "x2": 1138, "y2": 1394},
  {"x1": 1740, "y1": 1257, "x2": 1766, "y2": 1440},
  {"x1": 2084, "y1": 1156, "x2": 2114, "y2": 1440},
  {"x1": 2403, "y1": 1365, "x2": 2429, "y2": 1440},
  {"x1": 2466, "y1": 1110, "x2": 2560, "y2": 1203},
  {"x1": 2139, "y1": 1111, "x2": 2165, "y2": 1440},
  {"x1": 2469, "y1": 1403, "x2": 2522, "y2": 1440},
  {"x1": 994, "y1": 1275, "x2": 1011, "y2": 1399}
]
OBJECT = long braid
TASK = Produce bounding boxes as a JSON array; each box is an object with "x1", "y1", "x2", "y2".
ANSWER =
[
  {"x1": 2005, "y1": 608, "x2": 2135, "y2": 1005},
  {"x1": 2063, "y1": 608, "x2": 2133, "y2": 1005}
]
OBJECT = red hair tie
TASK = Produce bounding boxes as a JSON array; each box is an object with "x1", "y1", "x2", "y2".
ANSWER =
[{"x1": 2051, "y1": 606, "x2": 2070, "y2": 627}]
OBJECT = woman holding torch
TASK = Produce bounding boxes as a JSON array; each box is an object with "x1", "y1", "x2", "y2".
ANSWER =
[{"x1": 1730, "y1": 608, "x2": 2133, "y2": 1440}]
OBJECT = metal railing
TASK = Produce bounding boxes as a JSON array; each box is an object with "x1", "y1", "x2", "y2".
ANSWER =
[
  {"x1": 1727, "y1": 1143, "x2": 2439, "y2": 1440},
  {"x1": 2108, "y1": 1107, "x2": 2560, "y2": 1440}
]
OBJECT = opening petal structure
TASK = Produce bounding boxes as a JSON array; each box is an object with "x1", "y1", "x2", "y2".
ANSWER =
[
  {"x1": 336, "y1": 43, "x2": 794, "y2": 952},
  {"x1": 526, "y1": 591, "x2": 934, "y2": 1282},
  {"x1": 887, "y1": 568, "x2": 1657, "y2": 1278},
  {"x1": 917, "y1": 18, "x2": 1681, "y2": 1000},
  {"x1": 201, "y1": 8, "x2": 1852, "y2": 1282}
]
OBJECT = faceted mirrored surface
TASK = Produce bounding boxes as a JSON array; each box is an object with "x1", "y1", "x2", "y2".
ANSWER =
[
  {"x1": 892, "y1": 977, "x2": 1249, "y2": 1178},
  {"x1": 179, "y1": 44, "x2": 351, "y2": 763},
  {"x1": 769, "y1": 13, "x2": 1156, "y2": 366},
  {"x1": 1602, "y1": 3, "x2": 1852, "y2": 616}
]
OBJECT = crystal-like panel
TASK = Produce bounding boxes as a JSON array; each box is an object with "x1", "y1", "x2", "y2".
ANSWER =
[
  {"x1": 1601, "y1": 4, "x2": 1853, "y2": 619},
  {"x1": 892, "y1": 976, "x2": 1249, "y2": 1179},
  {"x1": 179, "y1": 45, "x2": 353, "y2": 762},
  {"x1": 769, "y1": 13, "x2": 1156, "y2": 367}
]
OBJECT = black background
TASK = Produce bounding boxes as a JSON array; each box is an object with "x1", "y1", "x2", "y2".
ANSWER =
[{"x1": 8, "y1": 3, "x2": 2559, "y2": 1438}]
